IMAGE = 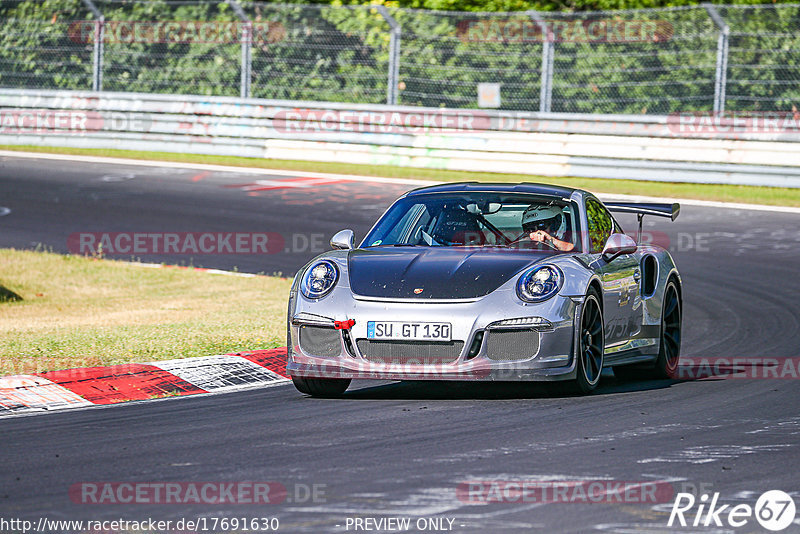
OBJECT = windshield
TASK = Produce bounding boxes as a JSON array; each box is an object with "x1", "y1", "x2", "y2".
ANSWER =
[{"x1": 363, "y1": 192, "x2": 582, "y2": 253}]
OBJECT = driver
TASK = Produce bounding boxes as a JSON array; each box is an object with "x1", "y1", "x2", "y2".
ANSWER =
[{"x1": 521, "y1": 205, "x2": 575, "y2": 252}]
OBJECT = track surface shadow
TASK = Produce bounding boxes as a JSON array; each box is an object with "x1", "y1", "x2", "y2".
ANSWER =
[{"x1": 333, "y1": 377, "x2": 683, "y2": 400}]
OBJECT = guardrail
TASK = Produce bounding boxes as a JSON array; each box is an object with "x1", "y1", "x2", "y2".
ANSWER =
[{"x1": 1, "y1": 89, "x2": 800, "y2": 188}]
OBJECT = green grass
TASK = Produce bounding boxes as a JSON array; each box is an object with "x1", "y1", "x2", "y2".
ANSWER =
[
  {"x1": 0, "y1": 249, "x2": 291, "y2": 375},
  {"x1": 3, "y1": 145, "x2": 800, "y2": 207}
]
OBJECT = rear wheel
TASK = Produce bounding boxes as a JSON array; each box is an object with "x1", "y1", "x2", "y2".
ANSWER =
[
  {"x1": 571, "y1": 291, "x2": 604, "y2": 394},
  {"x1": 653, "y1": 281, "x2": 681, "y2": 378},
  {"x1": 292, "y1": 376, "x2": 351, "y2": 398},
  {"x1": 614, "y1": 280, "x2": 681, "y2": 381}
]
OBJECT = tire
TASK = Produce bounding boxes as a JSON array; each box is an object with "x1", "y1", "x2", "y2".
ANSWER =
[
  {"x1": 569, "y1": 290, "x2": 605, "y2": 394},
  {"x1": 652, "y1": 280, "x2": 682, "y2": 379},
  {"x1": 292, "y1": 376, "x2": 351, "y2": 398},
  {"x1": 613, "y1": 279, "x2": 681, "y2": 381},
  {"x1": 287, "y1": 312, "x2": 351, "y2": 398}
]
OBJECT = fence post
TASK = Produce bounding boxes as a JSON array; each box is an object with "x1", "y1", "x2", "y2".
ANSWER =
[
  {"x1": 704, "y1": 3, "x2": 729, "y2": 114},
  {"x1": 228, "y1": 0, "x2": 252, "y2": 99},
  {"x1": 377, "y1": 6, "x2": 401, "y2": 106},
  {"x1": 81, "y1": 0, "x2": 104, "y2": 91},
  {"x1": 529, "y1": 11, "x2": 553, "y2": 113}
]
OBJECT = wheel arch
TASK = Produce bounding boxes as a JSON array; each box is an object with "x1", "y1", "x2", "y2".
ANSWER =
[
  {"x1": 587, "y1": 277, "x2": 603, "y2": 308},
  {"x1": 666, "y1": 270, "x2": 682, "y2": 306}
]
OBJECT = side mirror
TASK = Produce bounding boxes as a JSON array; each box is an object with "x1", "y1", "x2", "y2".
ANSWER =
[
  {"x1": 602, "y1": 233, "x2": 637, "y2": 262},
  {"x1": 330, "y1": 229, "x2": 355, "y2": 250}
]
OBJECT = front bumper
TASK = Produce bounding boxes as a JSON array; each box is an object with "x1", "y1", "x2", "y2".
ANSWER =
[{"x1": 287, "y1": 289, "x2": 581, "y2": 382}]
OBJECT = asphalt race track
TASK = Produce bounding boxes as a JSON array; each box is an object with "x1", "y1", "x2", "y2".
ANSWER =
[
  {"x1": 0, "y1": 155, "x2": 413, "y2": 275},
  {"x1": 1, "y1": 154, "x2": 800, "y2": 533}
]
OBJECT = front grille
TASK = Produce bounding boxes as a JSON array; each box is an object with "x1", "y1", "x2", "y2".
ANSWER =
[
  {"x1": 356, "y1": 339, "x2": 464, "y2": 365},
  {"x1": 485, "y1": 329, "x2": 540, "y2": 361},
  {"x1": 298, "y1": 326, "x2": 341, "y2": 358}
]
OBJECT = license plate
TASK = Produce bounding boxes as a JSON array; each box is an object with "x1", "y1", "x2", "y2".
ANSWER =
[{"x1": 367, "y1": 321, "x2": 452, "y2": 341}]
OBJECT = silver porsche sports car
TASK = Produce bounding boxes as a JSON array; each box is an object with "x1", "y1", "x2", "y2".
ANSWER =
[{"x1": 287, "y1": 183, "x2": 682, "y2": 396}]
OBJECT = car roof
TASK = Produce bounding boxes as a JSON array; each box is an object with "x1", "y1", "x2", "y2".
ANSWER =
[{"x1": 404, "y1": 182, "x2": 580, "y2": 198}]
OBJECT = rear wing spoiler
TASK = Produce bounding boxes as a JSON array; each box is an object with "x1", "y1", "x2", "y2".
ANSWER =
[
  {"x1": 604, "y1": 202, "x2": 680, "y2": 221},
  {"x1": 604, "y1": 202, "x2": 680, "y2": 245}
]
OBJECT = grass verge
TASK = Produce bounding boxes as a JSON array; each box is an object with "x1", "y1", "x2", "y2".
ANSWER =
[
  {"x1": 2, "y1": 145, "x2": 800, "y2": 207},
  {"x1": 0, "y1": 249, "x2": 291, "y2": 375}
]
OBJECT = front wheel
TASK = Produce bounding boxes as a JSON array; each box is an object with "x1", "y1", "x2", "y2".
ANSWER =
[
  {"x1": 292, "y1": 376, "x2": 351, "y2": 398},
  {"x1": 571, "y1": 291, "x2": 605, "y2": 394}
]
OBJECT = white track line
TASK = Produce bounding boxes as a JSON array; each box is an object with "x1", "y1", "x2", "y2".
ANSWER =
[
  {"x1": 130, "y1": 261, "x2": 261, "y2": 278},
  {"x1": 2, "y1": 149, "x2": 799, "y2": 214},
  {"x1": 0, "y1": 150, "x2": 437, "y2": 186}
]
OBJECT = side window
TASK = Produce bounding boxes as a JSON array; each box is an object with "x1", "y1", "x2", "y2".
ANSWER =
[{"x1": 586, "y1": 198, "x2": 614, "y2": 253}]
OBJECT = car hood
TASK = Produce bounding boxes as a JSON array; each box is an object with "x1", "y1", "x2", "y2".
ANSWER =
[{"x1": 347, "y1": 247, "x2": 553, "y2": 299}]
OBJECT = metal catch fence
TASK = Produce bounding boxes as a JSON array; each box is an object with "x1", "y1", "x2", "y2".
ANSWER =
[{"x1": 0, "y1": 0, "x2": 798, "y2": 114}]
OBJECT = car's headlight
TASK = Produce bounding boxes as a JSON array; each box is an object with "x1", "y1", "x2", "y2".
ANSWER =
[
  {"x1": 301, "y1": 260, "x2": 339, "y2": 299},
  {"x1": 517, "y1": 265, "x2": 563, "y2": 303}
]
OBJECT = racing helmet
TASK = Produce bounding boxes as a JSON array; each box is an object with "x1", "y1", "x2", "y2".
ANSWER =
[{"x1": 522, "y1": 205, "x2": 563, "y2": 236}]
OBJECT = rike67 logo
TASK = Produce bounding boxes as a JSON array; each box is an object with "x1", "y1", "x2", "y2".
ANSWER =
[{"x1": 668, "y1": 490, "x2": 796, "y2": 531}]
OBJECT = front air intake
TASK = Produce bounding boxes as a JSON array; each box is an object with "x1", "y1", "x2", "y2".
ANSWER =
[
  {"x1": 356, "y1": 339, "x2": 464, "y2": 365},
  {"x1": 485, "y1": 329, "x2": 540, "y2": 361},
  {"x1": 298, "y1": 326, "x2": 342, "y2": 358}
]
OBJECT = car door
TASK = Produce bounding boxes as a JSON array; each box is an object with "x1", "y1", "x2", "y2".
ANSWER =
[{"x1": 585, "y1": 198, "x2": 642, "y2": 348}]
